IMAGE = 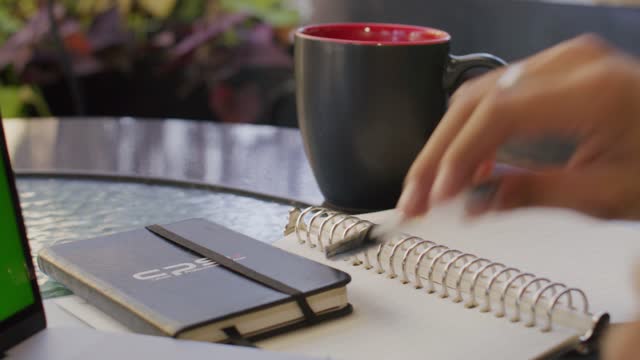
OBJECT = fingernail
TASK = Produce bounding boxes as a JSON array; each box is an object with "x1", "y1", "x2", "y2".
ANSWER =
[
  {"x1": 466, "y1": 179, "x2": 501, "y2": 215},
  {"x1": 473, "y1": 160, "x2": 495, "y2": 183},
  {"x1": 396, "y1": 180, "x2": 420, "y2": 217},
  {"x1": 430, "y1": 167, "x2": 453, "y2": 205}
]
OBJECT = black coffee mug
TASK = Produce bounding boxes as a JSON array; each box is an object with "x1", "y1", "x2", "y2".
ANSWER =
[{"x1": 295, "y1": 23, "x2": 505, "y2": 212}]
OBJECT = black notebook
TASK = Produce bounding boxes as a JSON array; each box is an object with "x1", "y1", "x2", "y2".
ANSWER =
[{"x1": 38, "y1": 219, "x2": 352, "y2": 343}]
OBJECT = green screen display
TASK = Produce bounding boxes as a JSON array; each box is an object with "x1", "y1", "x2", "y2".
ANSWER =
[{"x1": 0, "y1": 151, "x2": 34, "y2": 322}]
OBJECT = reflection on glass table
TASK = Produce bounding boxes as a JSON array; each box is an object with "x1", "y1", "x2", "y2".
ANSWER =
[{"x1": 16, "y1": 177, "x2": 294, "y2": 299}]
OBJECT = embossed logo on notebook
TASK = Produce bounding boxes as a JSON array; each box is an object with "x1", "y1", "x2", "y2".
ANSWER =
[{"x1": 132, "y1": 255, "x2": 246, "y2": 281}]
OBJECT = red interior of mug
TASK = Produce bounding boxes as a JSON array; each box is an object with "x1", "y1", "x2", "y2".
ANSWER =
[{"x1": 297, "y1": 23, "x2": 450, "y2": 45}]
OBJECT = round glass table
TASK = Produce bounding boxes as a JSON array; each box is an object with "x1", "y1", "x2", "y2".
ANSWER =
[{"x1": 17, "y1": 176, "x2": 294, "y2": 299}]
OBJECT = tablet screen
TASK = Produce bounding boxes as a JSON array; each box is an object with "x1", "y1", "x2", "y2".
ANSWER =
[{"x1": 0, "y1": 150, "x2": 34, "y2": 322}]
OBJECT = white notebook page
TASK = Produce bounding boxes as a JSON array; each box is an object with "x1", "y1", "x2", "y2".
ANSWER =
[
  {"x1": 379, "y1": 197, "x2": 640, "y2": 324},
  {"x1": 263, "y1": 231, "x2": 579, "y2": 359}
]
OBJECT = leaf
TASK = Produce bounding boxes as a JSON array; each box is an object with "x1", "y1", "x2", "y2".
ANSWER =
[
  {"x1": 0, "y1": 4, "x2": 65, "y2": 70},
  {"x1": 246, "y1": 23, "x2": 272, "y2": 45},
  {"x1": 172, "y1": 0, "x2": 206, "y2": 23},
  {"x1": 170, "y1": 13, "x2": 248, "y2": 59},
  {"x1": 260, "y1": 10, "x2": 298, "y2": 27},
  {"x1": 85, "y1": 0, "x2": 115, "y2": 15},
  {"x1": 60, "y1": 21, "x2": 92, "y2": 56},
  {"x1": 220, "y1": 29, "x2": 240, "y2": 47},
  {"x1": 87, "y1": 7, "x2": 130, "y2": 51},
  {"x1": 0, "y1": 83, "x2": 49, "y2": 117},
  {"x1": 19, "y1": 85, "x2": 50, "y2": 116},
  {"x1": 219, "y1": 0, "x2": 299, "y2": 27},
  {"x1": 138, "y1": 0, "x2": 177, "y2": 19},
  {"x1": 0, "y1": 6, "x2": 24, "y2": 43},
  {"x1": 72, "y1": 0, "x2": 132, "y2": 18},
  {"x1": 234, "y1": 24, "x2": 292, "y2": 68},
  {"x1": 117, "y1": 0, "x2": 134, "y2": 16},
  {"x1": 0, "y1": 86, "x2": 23, "y2": 117}
]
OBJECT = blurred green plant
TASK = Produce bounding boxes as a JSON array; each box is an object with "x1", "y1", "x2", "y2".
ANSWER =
[
  {"x1": 0, "y1": 8, "x2": 22, "y2": 44},
  {"x1": 0, "y1": 64, "x2": 51, "y2": 117},
  {"x1": 220, "y1": 0, "x2": 299, "y2": 27},
  {"x1": 0, "y1": 85, "x2": 51, "y2": 117},
  {"x1": 0, "y1": 0, "x2": 299, "y2": 42},
  {"x1": 0, "y1": 0, "x2": 49, "y2": 117},
  {"x1": 0, "y1": 0, "x2": 299, "y2": 121}
]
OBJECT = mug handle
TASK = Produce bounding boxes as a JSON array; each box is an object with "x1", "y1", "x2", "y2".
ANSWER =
[{"x1": 443, "y1": 53, "x2": 507, "y2": 92}]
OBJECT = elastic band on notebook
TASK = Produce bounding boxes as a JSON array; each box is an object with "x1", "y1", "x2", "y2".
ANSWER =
[
  {"x1": 145, "y1": 225, "x2": 318, "y2": 327},
  {"x1": 222, "y1": 326, "x2": 257, "y2": 348}
]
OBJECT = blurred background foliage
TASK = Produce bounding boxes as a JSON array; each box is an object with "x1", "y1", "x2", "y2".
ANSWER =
[{"x1": 0, "y1": 0, "x2": 299, "y2": 124}]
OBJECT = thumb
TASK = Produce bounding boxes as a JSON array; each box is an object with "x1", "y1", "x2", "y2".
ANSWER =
[
  {"x1": 467, "y1": 169, "x2": 633, "y2": 219},
  {"x1": 601, "y1": 320, "x2": 640, "y2": 360}
]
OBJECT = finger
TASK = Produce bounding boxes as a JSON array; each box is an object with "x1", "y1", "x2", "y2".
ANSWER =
[
  {"x1": 449, "y1": 67, "x2": 506, "y2": 105},
  {"x1": 601, "y1": 320, "x2": 640, "y2": 360},
  {"x1": 522, "y1": 33, "x2": 614, "y2": 75},
  {"x1": 398, "y1": 70, "x2": 503, "y2": 217},
  {"x1": 467, "y1": 169, "x2": 640, "y2": 219},
  {"x1": 449, "y1": 35, "x2": 611, "y2": 106},
  {"x1": 399, "y1": 67, "x2": 508, "y2": 217},
  {"x1": 450, "y1": 34, "x2": 611, "y2": 108},
  {"x1": 429, "y1": 56, "x2": 619, "y2": 205},
  {"x1": 405, "y1": 73, "x2": 519, "y2": 215},
  {"x1": 472, "y1": 157, "x2": 496, "y2": 184}
]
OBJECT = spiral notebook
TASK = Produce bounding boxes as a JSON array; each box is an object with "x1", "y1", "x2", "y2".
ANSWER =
[{"x1": 259, "y1": 197, "x2": 640, "y2": 359}]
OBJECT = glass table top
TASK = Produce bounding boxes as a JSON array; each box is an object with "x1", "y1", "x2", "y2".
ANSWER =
[{"x1": 16, "y1": 177, "x2": 294, "y2": 299}]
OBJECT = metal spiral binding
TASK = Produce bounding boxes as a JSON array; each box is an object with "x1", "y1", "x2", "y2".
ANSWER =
[
  {"x1": 318, "y1": 212, "x2": 340, "y2": 251},
  {"x1": 328, "y1": 215, "x2": 358, "y2": 246},
  {"x1": 441, "y1": 253, "x2": 476, "y2": 299},
  {"x1": 513, "y1": 277, "x2": 551, "y2": 322},
  {"x1": 388, "y1": 236, "x2": 421, "y2": 279},
  {"x1": 467, "y1": 262, "x2": 505, "y2": 309},
  {"x1": 414, "y1": 245, "x2": 448, "y2": 289},
  {"x1": 426, "y1": 249, "x2": 461, "y2": 294},
  {"x1": 530, "y1": 282, "x2": 568, "y2": 327},
  {"x1": 400, "y1": 240, "x2": 433, "y2": 284},
  {"x1": 295, "y1": 207, "x2": 319, "y2": 244},
  {"x1": 544, "y1": 288, "x2": 589, "y2": 332},
  {"x1": 307, "y1": 209, "x2": 328, "y2": 248},
  {"x1": 454, "y1": 258, "x2": 489, "y2": 303},
  {"x1": 342, "y1": 220, "x2": 371, "y2": 266},
  {"x1": 481, "y1": 267, "x2": 519, "y2": 312},
  {"x1": 496, "y1": 273, "x2": 534, "y2": 318},
  {"x1": 290, "y1": 206, "x2": 599, "y2": 335},
  {"x1": 328, "y1": 214, "x2": 362, "y2": 266},
  {"x1": 375, "y1": 243, "x2": 386, "y2": 274}
]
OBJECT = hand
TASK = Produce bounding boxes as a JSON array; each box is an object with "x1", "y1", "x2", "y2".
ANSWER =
[
  {"x1": 397, "y1": 34, "x2": 640, "y2": 220},
  {"x1": 602, "y1": 320, "x2": 640, "y2": 360},
  {"x1": 602, "y1": 264, "x2": 640, "y2": 360}
]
